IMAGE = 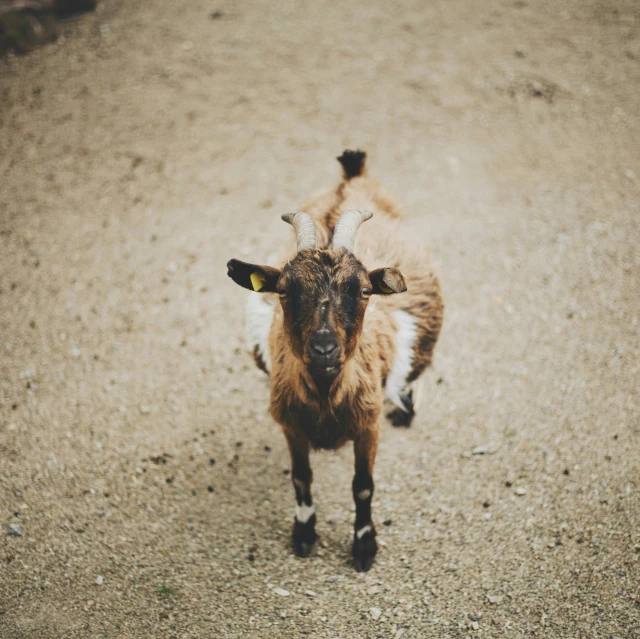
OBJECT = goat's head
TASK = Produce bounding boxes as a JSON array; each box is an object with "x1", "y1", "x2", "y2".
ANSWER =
[{"x1": 227, "y1": 211, "x2": 406, "y2": 385}]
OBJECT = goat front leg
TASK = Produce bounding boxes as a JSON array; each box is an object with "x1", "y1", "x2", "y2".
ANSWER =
[
  {"x1": 352, "y1": 427, "x2": 379, "y2": 572},
  {"x1": 284, "y1": 429, "x2": 317, "y2": 557}
]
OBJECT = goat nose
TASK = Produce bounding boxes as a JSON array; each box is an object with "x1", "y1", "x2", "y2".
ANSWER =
[{"x1": 310, "y1": 335, "x2": 338, "y2": 356}]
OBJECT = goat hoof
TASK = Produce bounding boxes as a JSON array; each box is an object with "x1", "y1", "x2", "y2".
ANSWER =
[
  {"x1": 294, "y1": 540, "x2": 315, "y2": 558},
  {"x1": 352, "y1": 528, "x2": 377, "y2": 572},
  {"x1": 386, "y1": 388, "x2": 415, "y2": 427},
  {"x1": 387, "y1": 406, "x2": 415, "y2": 428},
  {"x1": 292, "y1": 520, "x2": 317, "y2": 558}
]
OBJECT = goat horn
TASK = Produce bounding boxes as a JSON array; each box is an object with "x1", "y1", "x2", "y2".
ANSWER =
[
  {"x1": 332, "y1": 209, "x2": 373, "y2": 252},
  {"x1": 281, "y1": 212, "x2": 318, "y2": 252}
]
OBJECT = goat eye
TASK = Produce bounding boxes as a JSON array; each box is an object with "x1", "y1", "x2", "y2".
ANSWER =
[{"x1": 361, "y1": 287, "x2": 372, "y2": 300}]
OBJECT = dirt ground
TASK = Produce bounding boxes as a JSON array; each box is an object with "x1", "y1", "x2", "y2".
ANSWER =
[{"x1": 1, "y1": 0, "x2": 639, "y2": 637}]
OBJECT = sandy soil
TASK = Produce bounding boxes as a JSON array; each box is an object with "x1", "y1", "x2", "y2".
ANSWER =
[{"x1": 1, "y1": 0, "x2": 639, "y2": 637}]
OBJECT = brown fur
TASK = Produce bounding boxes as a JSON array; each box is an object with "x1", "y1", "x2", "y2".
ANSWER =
[
  {"x1": 302, "y1": 174, "x2": 404, "y2": 249},
  {"x1": 269, "y1": 165, "x2": 443, "y2": 438}
]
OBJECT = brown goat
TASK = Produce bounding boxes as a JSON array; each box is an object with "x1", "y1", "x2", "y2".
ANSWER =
[{"x1": 227, "y1": 150, "x2": 443, "y2": 571}]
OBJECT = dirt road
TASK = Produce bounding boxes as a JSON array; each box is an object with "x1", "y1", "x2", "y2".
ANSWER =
[{"x1": 1, "y1": 1, "x2": 638, "y2": 637}]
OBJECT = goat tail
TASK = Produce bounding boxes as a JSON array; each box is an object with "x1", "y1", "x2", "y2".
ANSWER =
[{"x1": 337, "y1": 149, "x2": 367, "y2": 180}]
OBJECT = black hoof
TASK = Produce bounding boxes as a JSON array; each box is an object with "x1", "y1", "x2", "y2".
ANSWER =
[
  {"x1": 386, "y1": 388, "x2": 415, "y2": 427},
  {"x1": 387, "y1": 406, "x2": 415, "y2": 428},
  {"x1": 352, "y1": 527, "x2": 377, "y2": 572},
  {"x1": 292, "y1": 518, "x2": 317, "y2": 558}
]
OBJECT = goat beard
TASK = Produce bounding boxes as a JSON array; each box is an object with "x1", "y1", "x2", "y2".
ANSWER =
[
  {"x1": 309, "y1": 368, "x2": 338, "y2": 398},
  {"x1": 302, "y1": 363, "x2": 343, "y2": 403}
]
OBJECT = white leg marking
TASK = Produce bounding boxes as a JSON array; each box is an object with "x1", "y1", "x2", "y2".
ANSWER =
[
  {"x1": 295, "y1": 503, "x2": 315, "y2": 524},
  {"x1": 357, "y1": 489, "x2": 371, "y2": 500},
  {"x1": 356, "y1": 525, "x2": 372, "y2": 539},
  {"x1": 384, "y1": 310, "x2": 418, "y2": 411},
  {"x1": 413, "y1": 375, "x2": 426, "y2": 412},
  {"x1": 245, "y1": 293, "x2": 275, "y2": 373}
]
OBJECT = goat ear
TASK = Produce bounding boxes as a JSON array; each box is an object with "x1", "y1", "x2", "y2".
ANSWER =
[
  {"x1": 368, "y1": 267, "x2": 407, "y2": 295},
  {"x1": 227, "y1": 259, "x2": 281, "y2": 292}
]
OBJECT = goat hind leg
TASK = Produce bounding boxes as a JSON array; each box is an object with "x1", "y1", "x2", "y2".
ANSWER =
[{"x1": 386, "y1": 386, "x2": 415, "y2": 427}]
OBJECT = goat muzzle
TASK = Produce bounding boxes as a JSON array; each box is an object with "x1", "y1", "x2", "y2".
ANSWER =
[{"x1": 306, "y1": 333, "x2": 342, "y2": 382}]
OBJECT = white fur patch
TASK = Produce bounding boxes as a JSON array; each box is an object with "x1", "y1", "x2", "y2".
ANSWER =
[
  {"x1": 245, "y1": 293, "x2": 275, "y2": 373},
  {"x1": 295, "y1": 503, "x2": 315, "y2": 524},
  {"x1": 356, "y1": 525, "x2": 372, "y2": 539},
  {"x1": 384, "y1": 310, "x2": 418, "y2": 411},
  {"x1": 357, "y1": 489, "x2": 371, "y2": 500}
]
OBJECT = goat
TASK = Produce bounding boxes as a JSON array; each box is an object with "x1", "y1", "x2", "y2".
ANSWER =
[{"x1": 227, "y1": 150, "x2": 443, "y2": 571}]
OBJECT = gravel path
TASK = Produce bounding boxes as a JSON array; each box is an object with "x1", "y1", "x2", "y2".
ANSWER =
[{"x1": 1, "y1": 1, "x2": 639, "y2": 637}]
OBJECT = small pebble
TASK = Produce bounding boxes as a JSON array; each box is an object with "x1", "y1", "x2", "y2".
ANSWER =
[
  {"x1": 472, "y1": 445, "x2": 490, "y2": 455},
  {"x1": 369, "y1": 606, "x2": 382, "y2": 620},
  {"x1": 515, "y1": 487, "x2": 526, "y2": 496},
  {"x1": 273, "y1": 587, "x2": 290, "y2": 597},
  {"x1": 96, "y1": 575, "x2": 104, "y2": 585},
  {"x1": 8, "y1": 524, "x2": 22, "y2": 537}
]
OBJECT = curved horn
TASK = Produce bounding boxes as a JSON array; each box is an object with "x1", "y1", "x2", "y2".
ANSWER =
[
  {"x1": 281, "y1": 212, "x2": 318, "y2": 252},
  {"x1": 332, "y1": 209, "x2": 373, "y2": 252}
]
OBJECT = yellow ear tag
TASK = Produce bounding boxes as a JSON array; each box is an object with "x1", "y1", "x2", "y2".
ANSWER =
[
  {"x1": 250, "y1": 272, "x2": 267, "y2": 291},
  {"x1": 401, "y1": 272, "x2": 407, "y2": 281}
]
